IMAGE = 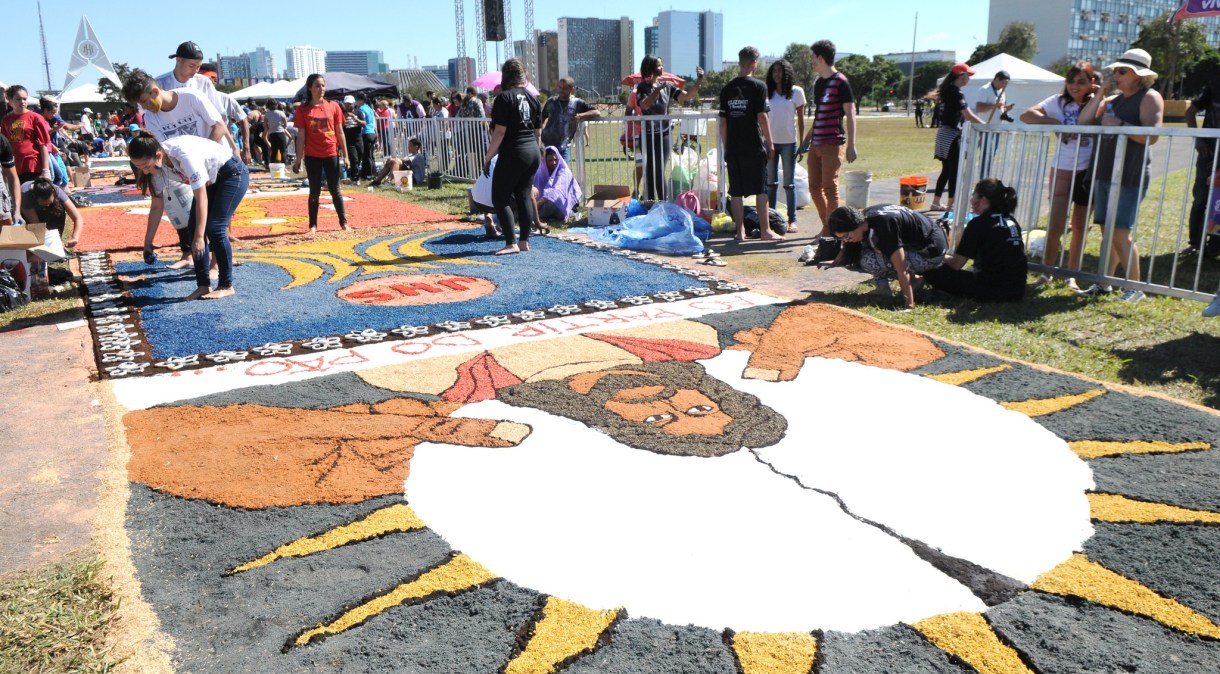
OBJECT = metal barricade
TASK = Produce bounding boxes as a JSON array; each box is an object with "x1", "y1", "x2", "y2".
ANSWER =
[
  {"x1": 383, "y1": 117, "x2": 491, "y2": 183},
  {"x1": 956, "y1": 121, "x2": 1220, "y2": 301}
]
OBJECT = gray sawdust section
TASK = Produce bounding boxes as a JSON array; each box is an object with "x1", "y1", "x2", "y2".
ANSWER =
[
  {"x1": 957, "y1": 360, "x2": 1101, "y2": 403},
  {"x1": 691, "y1": 303, "x2": 787, "y2": 350},
  {"x1": 910, "y1": 340, "x2": 1007, "y2": 377},
  {"x1": 1090, "y1": 450, "x2": 1220, "y2": 513},
  {"x1": 1085, "y1": 523, "x2": 1220, "y2": 625},
  {"x1": 1034, "y1": 387, "x2": 1220, "y2": 444},
  {"x1": 986, "y1": 592, "x2": 1220, "y2": 673},
  {"x1": 818, "y1": 625, "x2": 972, "y2": 673},
  {"x1": 563, "y1": 618, "x2": 738, "y2": 674},
  {"x1": 159, "y1": 371, "x2": 408, "y2": 410}
]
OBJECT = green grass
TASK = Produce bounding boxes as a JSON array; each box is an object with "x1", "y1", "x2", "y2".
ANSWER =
[{"x1": 0, "y1": 555, "x2": 120, "y2": 674}]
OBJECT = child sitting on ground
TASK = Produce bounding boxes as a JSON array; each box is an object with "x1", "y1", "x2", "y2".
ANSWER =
[{"x1": 369, "y1": 137, "x2": 427, "y2": 188}]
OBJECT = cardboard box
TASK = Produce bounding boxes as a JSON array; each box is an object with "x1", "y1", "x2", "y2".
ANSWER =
[
  {"x1": 586, "y1": 185, "x2": 632, "y2": 227},
  {"x1": 0, "y1": 224, "x2": 68, "y2": 300}
]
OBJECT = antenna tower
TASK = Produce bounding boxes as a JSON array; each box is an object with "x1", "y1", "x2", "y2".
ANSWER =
[
  {"x1": 504, "y1": 0, "x2": 514, "y2": 59},
  {"x1": 37, "y1": 0, "x2": 53, "y2": 92},
  {"x1": 474, "y1": 0, "x2": 488, "y2": 75},
  {"x1": 523, "y1": 0, "x2": 536, "y2": 80},
  {"x1": 453, "y1": 0, "x2": 468, "y2": 88}
]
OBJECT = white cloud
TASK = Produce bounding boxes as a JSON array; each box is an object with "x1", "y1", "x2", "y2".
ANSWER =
[{"x1": 929, "y1": 32, "x2": 951, "y2": 41}]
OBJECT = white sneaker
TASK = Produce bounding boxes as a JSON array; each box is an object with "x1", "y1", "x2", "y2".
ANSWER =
[
  {"x1": 1118, "y1": 288, "x2": 1145, "y2": 303},
  {"x1": 1075, "y1": 283, "x2": 1112, "y2": 298},
  {"x1": 798, "y1": 244, "x2": 815, "y2": 262},
  {"x1": 1203, "y1": 292, "x2": 1220, "y2": 318}
]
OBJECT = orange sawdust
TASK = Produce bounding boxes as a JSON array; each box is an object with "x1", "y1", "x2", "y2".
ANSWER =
[
  {"x1": 124, "y1": 400, "x2": 529, "y2": 508},
  {"x1": 730, "y1": 303, "x2": 944, "y2": 381}
]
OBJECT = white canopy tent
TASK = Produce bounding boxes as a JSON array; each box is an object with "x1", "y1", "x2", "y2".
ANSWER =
[
  {"x1": 229, "y1": 81, "x2": 276, "y2": 100},
  {"x1": 56, "y1": 83, "x2": 111, "y2": 105},
  {"x1": 231, "y1": 78, "x2": 307, "y2": 101},
  {"x1": 966, "y1": 53, "x2": 1065, "y2": 120}
]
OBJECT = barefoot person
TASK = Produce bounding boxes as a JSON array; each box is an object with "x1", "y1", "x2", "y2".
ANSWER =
[
  {"x1": 293, "y1": 74, "x2": 350, "y2": 232},
  {"x1": 129, "y1": 131, "x2": 249, "y2": 300},
  {"x1": 482, "y1": 58, "x2": 541, "y2": 255}
]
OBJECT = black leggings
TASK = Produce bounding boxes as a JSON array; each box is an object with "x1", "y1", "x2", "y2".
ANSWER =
[
  {"x1": 492, "y1": 146, "x2": 541, "y2": 246},
  {"x1": 641, "y1": 131, "x2": 670, "y2": 201},
  {"x1": 250, "y1": 134, "x2": 271, "y2": 165},
  {"x1": 267, "y1": 132, "x2": 289, "y2": 164},
  {"x1": 304, "y1": 155, "x2": 347, "y2": 228},
  {"x1": 934, "y1": 138, "x2": 961, "y2": 200}
]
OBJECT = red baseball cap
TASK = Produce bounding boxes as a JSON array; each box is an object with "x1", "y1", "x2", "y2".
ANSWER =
[{"x1": 950, "y1": 63, "x2": 976, "y2": 76}]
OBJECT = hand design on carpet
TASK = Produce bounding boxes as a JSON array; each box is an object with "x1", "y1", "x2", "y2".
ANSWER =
[{"x1": 125, "y1": 398, "x2": 529, "y2": 509}]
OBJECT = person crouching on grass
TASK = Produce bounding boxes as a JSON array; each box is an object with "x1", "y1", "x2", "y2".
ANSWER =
[{"x1": 129, "y1": 131, "x2": 249, "y2": 300}]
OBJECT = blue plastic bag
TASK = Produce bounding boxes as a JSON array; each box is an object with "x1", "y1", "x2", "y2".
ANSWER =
[
  {"x1": 625, "y1": 199, "x2": 648, "y2": 218},
  {"x1": 586, "y1": 202, "x2": 705, "y2": 255}
]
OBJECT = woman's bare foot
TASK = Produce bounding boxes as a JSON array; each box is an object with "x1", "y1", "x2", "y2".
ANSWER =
[
  {"x1": 185, "y1": 287, "x2": 210, "y2": 300},
  {"x1": 168, "y1": 258, "x2": 192, "y2": 269},
  {"x1": 202, "y1": 287, "x2": 235, "y2": 300},
  {"x1": 761, "y1": 233, "x2": 786, "y2": 241},
  {"x1": 518, "y1": 240, "x2": 530, "y2": 251},
  {"x1": 787, "y1": 224, "x2": 798, "y2": 233},
  {"x1": 339, "y1": 222, "x2": 350, "y2": 231},
  {"x1": 494, "y1": 245, "x2": 520, "y2": 255}
]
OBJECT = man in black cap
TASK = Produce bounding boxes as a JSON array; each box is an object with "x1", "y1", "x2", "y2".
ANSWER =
[{"x1": 156, "y1": 41, "x2": 249, "y2": 163}]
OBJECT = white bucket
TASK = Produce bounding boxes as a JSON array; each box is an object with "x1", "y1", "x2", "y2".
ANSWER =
[
  {"x1": 843, "y1": 171, "x2": 872, "y2": 209},
  {"x1": 269, "y1": 163, "x2": 286, "y2": 179},
  {"x1": 392, "y1": 171, "x2": 413, "y2": 192}
]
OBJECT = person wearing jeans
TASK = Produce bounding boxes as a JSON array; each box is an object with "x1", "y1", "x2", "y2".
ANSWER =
[
  {"x1": 130, "y1": 131, "x2": 249, "y2": 300},
  {"x1": 765, "y1": 59, "x2": 805, "y2": 230}
]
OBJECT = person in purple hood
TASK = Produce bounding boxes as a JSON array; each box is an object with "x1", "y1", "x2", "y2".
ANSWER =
[{"x1": 531, "y1": 145, "x2": 582, "y2": 234}]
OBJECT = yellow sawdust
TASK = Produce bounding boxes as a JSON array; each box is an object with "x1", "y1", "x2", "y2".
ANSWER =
[
  {"x1": 504, "y1": 597, "x2": 619, "y2": 674},
  {"x1": 731, "y1": 631, "x2": 819, "y2": 674},
  {"x1": 1069, "y1": 440, "x2": 1211, "y2": 459},
  {"x1": 293, "y1": 554, "x2": 496, "y2": 647},
  {"x1": 31, "y1": 464, "x2": 60, "y2": 485},
  {"x1": 229, "y1": 504, "x2": 426, "y2": 574},
  {"x1": 1031, "y1": 554, "x2": 1220, "y2": 638},
  {"x1": 923, "y1": 364, "x2": 1011, "y2": 386},
  {"x1": 1089, "y1": 492, "x2": 1220, "y2": 524},
  {"x1": 911, "y1": 612, "x2": 1034, "y2": 674},
  {"x1": 1000, "y1": 389, "x2": 1106, "y2": 417}
]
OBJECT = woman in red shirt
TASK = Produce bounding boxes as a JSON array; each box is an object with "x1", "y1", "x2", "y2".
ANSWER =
[{"x1": 292, "y1": 74, "x2": 350, "y2": 232}]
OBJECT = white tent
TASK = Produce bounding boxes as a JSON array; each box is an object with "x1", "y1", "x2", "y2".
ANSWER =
[
  {"x1": 229, "y1": 81, "x2": 276, "y2": 100},
  {"x1": 966, "y1": 53, "x2": 1064, "y2": 120},
  {"x1": 56, "y1": 83, "x2": 111, "y2": 105}
]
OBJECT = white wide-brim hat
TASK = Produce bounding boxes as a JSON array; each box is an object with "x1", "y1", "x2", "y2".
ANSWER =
[{"x1": 1105, "y1": 48, "x2": 1156, "y2": 77}]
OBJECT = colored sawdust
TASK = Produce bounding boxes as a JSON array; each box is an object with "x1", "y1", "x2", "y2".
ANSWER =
[
  {"x1": 730, "y1": 631, "x2": 819, "y2": 674},
  {"x1": 505, "y1": 598, "x2": 619, "y2": 674},
  {"x1": 75, "y1": 192, "x2": 458, "y2": 252}
]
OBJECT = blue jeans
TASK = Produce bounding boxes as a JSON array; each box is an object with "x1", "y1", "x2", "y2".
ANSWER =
[
  {"x1": 50, "y1": 153, "x2": 69, "y2": 187},
  {"x1": 188, "y1": 158, "x2": 249, "y2": 288},
  {"x1": 767, "y1": 143, "x2": 797, "y2": 224}
]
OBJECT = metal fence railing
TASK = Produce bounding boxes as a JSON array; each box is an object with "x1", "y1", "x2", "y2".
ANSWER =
[{"x1": 956, "y1": 122, "x2": 1220, "y2": 301}]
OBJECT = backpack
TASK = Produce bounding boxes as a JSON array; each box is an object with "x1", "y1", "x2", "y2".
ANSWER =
[{"x1": 0, "y1": 268, "x2": 29, "y2": 313}]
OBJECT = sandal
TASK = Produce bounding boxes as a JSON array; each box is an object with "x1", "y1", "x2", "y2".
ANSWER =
[
  {"x1": 702, "y1": 257, "x2": 727, "y2": 267},
  {"x1": 1032, "y1": 274, "x2": 1053, "y2": 288}
]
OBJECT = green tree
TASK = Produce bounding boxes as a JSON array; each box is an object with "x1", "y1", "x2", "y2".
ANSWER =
[
  {"x1": 997, "y1": 21, "x2": 1038, "y2": 61},
  {"x1": 1046, "y1": 56, "x2": 1074, "y2": 77},
  {"x1": 969, "y1": 43, "x2": 1003, "y2": 64},
  {"x1": 1182, "y1": 49, "x2": 1220, "y2": 99},
  {"x1": 912, "y1": 61, "x2": 955, "y2": 98},
  {"x1": 838, "y1": 55, "x2": 903, "y2": 109},
  {"x1": 697, "y1": 66, "x2": 739, "y2": 99},
  {"x1": 1133, "y1": 11, "x2": 1210, "y2": 98},
  {"x1": 98, "y1": 62, "x2": 133, "y2": 103},
  {"x1": 781, "y1": 42, "x2": 816, "y2": 95}
]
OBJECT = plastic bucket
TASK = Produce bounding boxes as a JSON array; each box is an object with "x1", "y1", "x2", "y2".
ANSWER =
[
  {"x1": 427, "y1": 172, "x2": 442, "y2": 189},
  {"x1": 269, "y1": 163, "x2": 286, "y2": 179},
  {"x1": 899, "y1": 175, "x2": 928, "y2": 209},
  {"x1": 392, "y1": 171, "x2": 413, "y2": 192},
  {"x1": 843, "y1": 171, "x2": 872, "y2": 209}
]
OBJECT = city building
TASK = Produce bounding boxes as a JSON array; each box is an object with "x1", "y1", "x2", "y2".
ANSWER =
[
  {"x1": 325, "y1": 50, "x2": 389, "y2": 76},
  {"x1": 448, "y1": 56, "x2": 476, "y2": 90},
  {"x1": 536, "y1": 30, "x2": 560, "y2": 92},
  {"x1": 284, "y1": 45, "x2": 326, "y2": 79},
  {"x1": 644, "y1": 23, "x2": 659, "y2": 59},
  {"x1": 989, "y1": 0, "x2": 1220, "y2": 68},
  {"x1": 654, "y1": 10, "x2": 722, "y2": 79},
  {"x1": 247, "y1": 47, "x2": 276, "y2": 80},
  {"x1": 557, "y1": 17, "x2": 634, "y2": 99},
  {"x1": 388, "y1": 69, "x2": 447, "y2": 97},
  {"x1": 216, "y1": 54, "x2": 250, "y2": 83},
  {"x1": 423, "y1": 65, "x2": 451, "y2": 88},
  {"x1": 876, "y1": 50, "x2": 958, "y2": 76}
]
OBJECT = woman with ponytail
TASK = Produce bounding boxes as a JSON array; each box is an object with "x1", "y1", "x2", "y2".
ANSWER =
[
  {"x1": 129, "y1": 131, "x2": 249, "y2": 300},
  {"x1": 20, "y1": 176, "x2": 85, "y2": 248},
  {"x1": 922, "y1": 178, "x2": 1028, "y2": 301}
]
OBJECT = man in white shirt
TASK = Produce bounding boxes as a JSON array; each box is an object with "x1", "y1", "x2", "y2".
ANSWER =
[
  {"x1": 156, "y1": 41, "x2": 250, "y2": 163},
  {"x1": 970, "y1": 70, "x2": 1014, "y2": 177}
]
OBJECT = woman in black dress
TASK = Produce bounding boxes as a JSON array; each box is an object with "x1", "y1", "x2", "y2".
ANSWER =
[{"x1": 482, "y1": 58, "x2": 542, "y2": 255}]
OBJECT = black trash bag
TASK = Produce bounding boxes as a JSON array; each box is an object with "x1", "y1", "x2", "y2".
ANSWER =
[
  {"x1": 743, "y1": 206, "x2": 786, "y2": 237},
  {"x1": 0, "y1": 268, "x2": 29, "y2": 313}
]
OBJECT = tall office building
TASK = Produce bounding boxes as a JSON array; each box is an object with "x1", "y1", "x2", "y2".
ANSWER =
[
  {"x1": 557, "y1": 17, "x2": 633, "y2": 99},
  {"x1": 536, "y1": 30, "x2": 560, "y2": 92},
  {"x1": 655, "y1": 10, "x2": 722, "y2": 78},
  {"x1": 448, "y1": 56, "x2": 476, "y2": 90},
  {"x1": 644, "y1": 23, "x2": 659, "y2": 59},
  {"x1": 989, "y1": 0, "x2": 1220, "y2": 68},
  {"x1": 423, "y1": 65, "x2": 451, "y2": 88},
  {"x1": 284, "y1": 45, "x2": 326, "y2": 79},
  {"x1": 325, "y1": 50, "x2": 388, "y2": 76},
  {"x1": 216, "y1": 54, "x2": 250, "y2": 83},
  {"x1": 247, "y1": 47, "x2": 276, "y2": 80}
]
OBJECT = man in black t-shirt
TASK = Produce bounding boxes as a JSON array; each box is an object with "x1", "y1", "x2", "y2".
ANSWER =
[
  {"x1": 540, "y1": 77, "x2": 599, "y2": 162},
  {"x1": 1185, "y1": 74, "x2": 1220, "y2": 256},
  {"x1": 719, "y1": 46, "x2": 779, "y2": 241}
]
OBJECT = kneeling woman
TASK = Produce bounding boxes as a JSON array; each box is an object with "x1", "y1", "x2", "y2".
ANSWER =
[
  {"x1": 532, "y1": 145, "x2": 581, "y2": 233},
  {"x1": 20, "y1": 177, "x2": 86, "y2": 248},
  {"x1": 827, "y1": 204, "x2": 947, "y2": 309},
  {"x1": 130, "y1": 132, "x2": 249, "y2": 300},
  {"x1": 922, "y1": 178, "x2": 1027, "y2": 302}
]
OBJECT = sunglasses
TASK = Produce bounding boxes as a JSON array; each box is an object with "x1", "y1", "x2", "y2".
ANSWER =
[{"x1": 1113, "y1": 67, "x2": 1132, "y2": 76}]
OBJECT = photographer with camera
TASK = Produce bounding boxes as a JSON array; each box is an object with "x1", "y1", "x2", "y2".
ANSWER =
[{"x1": 972, "y1": 70, "x2": 1014, "y2": 176}]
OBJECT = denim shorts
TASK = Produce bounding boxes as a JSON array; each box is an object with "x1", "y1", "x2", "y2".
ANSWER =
[{"x1": 1092, "y1": 180, "x2": 1146, "y2": 230}]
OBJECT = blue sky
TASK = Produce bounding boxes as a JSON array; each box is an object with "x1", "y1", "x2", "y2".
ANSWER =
[{"x1": 4, "y1": 1, "x2": 988, "y2": 91}]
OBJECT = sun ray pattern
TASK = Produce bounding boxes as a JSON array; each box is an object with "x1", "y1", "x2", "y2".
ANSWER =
[
  {"x1": 289, "y1": 553, "x2": 498, "y2": 649},
  {"x1": 1069, "y1": 440, "x2": 1212, "y2": 459},
  {"x1": 911, "y1": 612, "x2": 1035, "y2": 674},
  {"x1": 923, "y1": 364, "x2": 1012, "y2": 386},
  {"x1": 1031, "y1": 554, "x2": 1220, "y2": 639},
  {"x1": 1089, "y1": 493, "x2": 1220, "y2": 524},
  {"x1": 729, "y1": 630, "x2": 819, "y2": 674},
  {"x1": 1000, "y1": 389, "x2": 1106, "y2": 417},
  {"x1": 229, "y1": 504, "x2": 427, "y2": 575},
  {"x1": 503, "y1": 597, "x2": 620, "y2": 674}
]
